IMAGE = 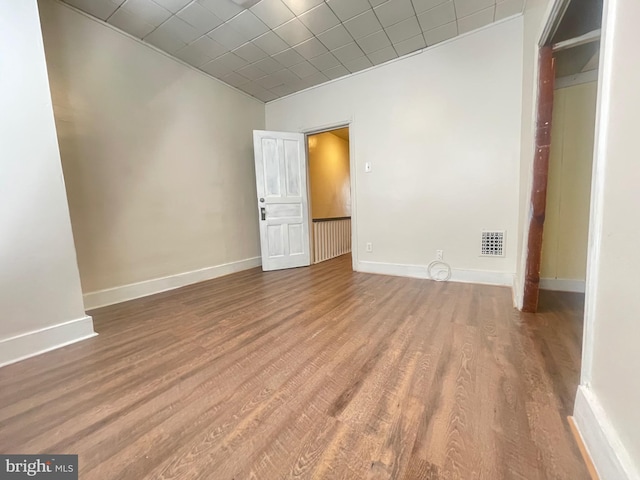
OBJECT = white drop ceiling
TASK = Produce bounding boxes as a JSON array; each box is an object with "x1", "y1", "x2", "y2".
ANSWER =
[{"x1": 61, "y1": 0, "x2": 525, "y2": 102}]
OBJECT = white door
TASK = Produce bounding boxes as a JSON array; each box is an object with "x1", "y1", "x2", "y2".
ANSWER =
[{"x1": 253, "y1": 130, "x2": 311, "y2": 271}]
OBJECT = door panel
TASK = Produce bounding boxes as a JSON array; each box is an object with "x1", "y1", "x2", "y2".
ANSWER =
[
  {"x1": 289, "y1": 224, "x2": 304, "y2": 255},
  {"x1": 253, "y1": 130, "x2": 311, "y2": 271}
]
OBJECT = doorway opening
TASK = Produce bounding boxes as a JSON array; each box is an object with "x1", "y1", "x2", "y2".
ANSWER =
[
  {"x1": 306, "y1": 127, "x2": 352, "y2": 265},
  {"x1": 522, "y1": 0, "x2": 603, "y2": 313}
]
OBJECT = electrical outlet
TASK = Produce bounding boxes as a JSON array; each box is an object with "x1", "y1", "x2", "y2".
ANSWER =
[
  {"x1": 366, "y1": 242, "x2": 373, "y2": 252},
  {"x1": 436, "y1": 250, "x2": 444, "y2": 260}
]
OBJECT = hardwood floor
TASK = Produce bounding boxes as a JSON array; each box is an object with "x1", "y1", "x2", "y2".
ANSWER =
[{"x1": 0, "y1": 255, "x2": 589, "y2": 479}]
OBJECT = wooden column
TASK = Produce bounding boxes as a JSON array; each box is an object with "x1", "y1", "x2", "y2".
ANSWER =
[{"x1": 523, "y1": 46, "x2": 555, "y2": 313}]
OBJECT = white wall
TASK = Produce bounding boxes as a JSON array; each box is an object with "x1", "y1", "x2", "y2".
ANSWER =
[
  {"x1": 38, "y1": 0, "x2": 265, "y2": 308},
  {"x1": 573, "y1": 0, "x2": 640, "y2": 478},
  {"x1": 513, "y1": 0, "x2": 554, "y2": 307},
  {"x1": 0, "y1": 0, "x2": 95, "y2": 367},
  {"x1": 267, "y1": 18, "x2": 524, "y2": 285}
]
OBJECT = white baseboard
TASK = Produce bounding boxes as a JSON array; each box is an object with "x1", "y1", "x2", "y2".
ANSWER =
[
  {"x1": 83, "y1": 256, "x2": 262, "y2": 309},
  {"x1": 0, "y1": 316, "x2": 97, "y2": 368},
  {"x1": 573, "y1": 385, "x2": 639, "y2": 479},
  {"x1": 356, "y1": 261, "x2": 513, "y2": 286},
  {"x1": 540, "y1": 277, "x2": 586, "y2": 293}
]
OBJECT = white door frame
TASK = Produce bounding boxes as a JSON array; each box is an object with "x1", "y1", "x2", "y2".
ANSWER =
[
  {"x1": 532, "y1": 0, "x2": 605, "y2": 387},
  {"x1": 301, "y1": 119, "x2": 358, "y2": 271}
]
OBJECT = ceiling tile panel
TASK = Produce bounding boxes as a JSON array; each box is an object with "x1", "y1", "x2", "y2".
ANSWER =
[
  {"x1": 273, "y1": 47, "x2": 306, "y2": 66},
  {"x1": 308, "y1": 51, "x2": 341, "y2": 70},
  {"x1": 201, "y1": 53, "x2": 244, "y2": 76},
  {"x1": 293, "y1": 37, "x2": 328, "y2": 59},
  {"x1": 189, "y1": 35, "x2": 229, "y2": 57},
  {"x1": 250, "y1": 0, "x2": 295, "y2": 28},
  {"x1": 174, "y1": 42, "x2": 216, "y2": 66},
  {"x1": 259, "y1": 90, "x2": 278, "y2": 101},
  {"x1": 457, "y1": 6, "x2": 495, "y2": 34},
  {"x1": 300, "y1": 71, "x2": 328, "y2": 87},
  {"x1": 453, "y1": 0, "x2": 494, "y2": 18},
  {"x1": 222, "y1": 71, "x2": 251, "y2": 87},
  {"x1": 394, "y1": 32, "x2": 426, "y2": 55},
  {"x1": 237, "y1": 63, "x2": 268, "y2": 79},
  {"x1": 374, "y1": 0, "x2": 415, "y2": 27},
  {"x1": 298, "y1": 3, "x2": 340, "y2": 35},
  {"x1": 289, "y1": 60, "x2": 319, "y2": 78},
  {"x1": 256, "y1": 72, "x2": 286, "y2": 89},
  {"x1": 207, "y1": 22, "x2": 249, "y2": 49},
  {"x1": 153, "y1": 15, "x2": 202, "y2": 43},
  {"x1": 177, "y1": 2, "x2": 224, "y2": 35},
  {"x1": 212, "y1": 51, "x2": 249, "y2": 70},
  {"x1": 424, "y1": 20, "x2": 457, "y2": 44},
  {"x1": 240, "y1": 82, "x2": 277, "y2": 101},
  {"x1": 280, "y1": 0, "x2": 324, "y2": 15},
  {"x1": 331, "y1": 42, "x2": 365, "y2": 63},
  {"x1": 385, "y1": 16, "x2": 420, "y2": 43},
  {"x1": 253, "y1": 56, "x2": 285, "y2": 72},
  {"x1": 252, "y1": 31, "x2": 289, "y2": 54},
  {"x1": 233, "y1": 41, "x2": 269, "y2": 61},
  {"x1": 326, "y1": 0, "x2": 371, "y2": 22},
  {"x1": 367, "y1": 45, "x2": 397, "y2": 65},
  {"x1": 411, "y1": 0, "x2": 447, "y2": 14},
  {"x1": 226, "y1": 10, "x2": 270, "y2": 39},
  {"x1": 356, "y1": 30, "x2": 391, "y2": 54},
  {"x1": 274, "y1": 18, "x2": 314, "y2": 46},
  {"x1": 197, "y1": 0, "x2": 244, "y2": 20},
  {"x1": 343, "y1": 55, "x2": 372, "y2": 73},
  {"x1": 108, "y1": 8, "x2": 157, "y2": 38},
  {"x1": 64, "y1": 0, "x2": 124, "y2": 20},
  {"x1": 323, "y1": 64, "x2": 350, "y2": 79},
  {"x1": 119, "y1": 0, "x2": 172, "y2": 26},
  {"x1": 144, "y1": 25, "x2": 188, "y2": 52},
  {"x1": 152, "y1": 0, "x2": 191, "y2": 14},
  {"x1": 316, "y1": 24, "x2": 353, "y2": 50},
  {"x1": 272, "y1": 68, "x2": 300, "y2": 83},
  {"x1": 343, "y1": 10, "x2": 382, "y2": 39},
  {"x1": 270, "y1": 83, "x2": 297, "y2": 96},
  {"x1": 495, "y1": 0, "x2": 524, "y2": 20},
  {"x1": 417, "y1": 1, "x2": 455, "y2": 32}
]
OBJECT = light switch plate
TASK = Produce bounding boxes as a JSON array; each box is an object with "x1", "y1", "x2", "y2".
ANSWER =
[{"x1": 365, "y1": 162, "x2": 372, "y2": 173}]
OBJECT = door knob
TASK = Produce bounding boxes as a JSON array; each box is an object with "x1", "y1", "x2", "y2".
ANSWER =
[{"x1": 259, "y1": 198, "x2": 265, "y2": 203}]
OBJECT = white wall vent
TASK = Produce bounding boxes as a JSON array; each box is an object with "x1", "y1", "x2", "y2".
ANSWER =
[{"x1": 481, "y1": 231, "x2": 505, "y2": 257}]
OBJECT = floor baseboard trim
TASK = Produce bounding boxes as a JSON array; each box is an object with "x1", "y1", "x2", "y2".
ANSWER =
[
  {"x1": 568, "y1": 416, "x2": 600, "y2": 479},
  {"x1": 84, "y1": 257, "x2": 262, "y2": 309},
  {"x1": 540, "y1": 277, "x2": 586, "y2": 293},
  {"x1": 0, "y1": 316, "x2": 96, "y2": 368},
  {"x1": 356, "y1": 261, "x2": 513, "y2": 286},
  {"x1": 573, "y1": 385, "x2": 639, "y2": 480}
]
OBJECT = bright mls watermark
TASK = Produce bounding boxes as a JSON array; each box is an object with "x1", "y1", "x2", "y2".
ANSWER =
[{"x1": 0, "y1": 455, "x2": 77, "y2": 479}]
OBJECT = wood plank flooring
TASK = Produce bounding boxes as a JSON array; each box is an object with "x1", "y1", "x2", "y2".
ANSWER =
[{"x1": 0, "y1": 255, "x2": 589, "y2": 479}]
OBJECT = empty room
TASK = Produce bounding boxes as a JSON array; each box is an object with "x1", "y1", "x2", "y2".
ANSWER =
[{"x1": 1, "y1": 0, "x2": 639, "y2": 478}]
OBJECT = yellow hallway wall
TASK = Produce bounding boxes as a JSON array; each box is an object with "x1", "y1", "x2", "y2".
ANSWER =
[
  {"x1": 308, "y1": 132, "x2": 351, "y2": 219},
  {"x1": 541, "y1": 81, "x2": 598, "y2": 281}
]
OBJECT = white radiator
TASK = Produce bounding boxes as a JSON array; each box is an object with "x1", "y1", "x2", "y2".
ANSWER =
[{"x1": 312, "y1": 217, "x2": 351, "y2": 264}]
